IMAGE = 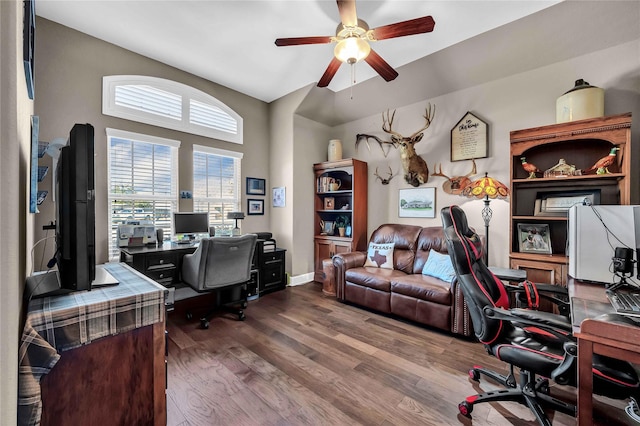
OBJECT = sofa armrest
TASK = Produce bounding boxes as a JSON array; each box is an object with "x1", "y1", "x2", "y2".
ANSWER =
[
  {"x1": 449, "y1": 276, "x2": 473, "y2": 336},
  {"x1": 332, "y1": 251, "x2": 367, "y2": 300}
]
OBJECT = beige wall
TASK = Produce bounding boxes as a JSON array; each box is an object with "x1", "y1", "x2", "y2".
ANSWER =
[
  {"x1": 34, "y1": 18, "x2": 271, "y2": 265},
  {"x1": 330, "y1": 40, "x2": 640, "y2": 268},
  {"x1": 1, "y1": 1, "x2": 34, "y2": 422}
]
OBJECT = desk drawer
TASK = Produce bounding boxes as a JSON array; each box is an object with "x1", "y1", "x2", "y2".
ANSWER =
[
  {"x1": 146, "y1": 253, "x2": 176, "y2": 268},
  {"x1": 146, "y1": 264, "x2": 176, "y2": 284},
  {"x1": 262, "y1": 264, "x2": 284, "y2": 287},
  {"x1": 261, "y1": 251, "x2": 284, "y2": 264}
]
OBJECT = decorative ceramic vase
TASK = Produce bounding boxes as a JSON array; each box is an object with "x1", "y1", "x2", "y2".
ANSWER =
[
  {"x1": 346, "y1": 225, "x2": 352, "y2": 237},
  {"x1": 556, "y1": 79, "x2": 604, "y2": 123},
  {"x1": 328, "y1": 139, "x2": 343, "y2": 162}
]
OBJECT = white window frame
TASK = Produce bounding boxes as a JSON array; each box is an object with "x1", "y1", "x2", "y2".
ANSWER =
[
  {"x1": 102, "y1": 75, "x2": 243, "y2": 144},
  {"x1": 106, "y1": 128, "x2": 180, "y2": 259},
  {"x1": 192, "y1": 144, "x2": 243, "y2": 236}
]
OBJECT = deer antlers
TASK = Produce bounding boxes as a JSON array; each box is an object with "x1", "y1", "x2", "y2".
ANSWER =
[
  {"x1": 432, "y1": 159, "x2": 477, "y2": 195},
  {"x1": 374, "y1": 166, "x2": 397, "y2": 185}
]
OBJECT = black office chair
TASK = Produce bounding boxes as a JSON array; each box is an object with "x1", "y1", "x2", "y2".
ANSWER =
[
  {"x1": 441, "y1": 205, "x2": 640, "y2": 425},
  {"x1": 182, "y1": 234, "x2": 257, "y2": 328}
]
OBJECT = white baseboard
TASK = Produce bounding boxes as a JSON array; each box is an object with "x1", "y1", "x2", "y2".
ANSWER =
[{"x1": 288, "y1": 272, "x2": 315, "y2": 287}]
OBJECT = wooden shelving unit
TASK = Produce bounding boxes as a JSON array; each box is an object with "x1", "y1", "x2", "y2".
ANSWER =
[
  {"x1": 509, "y1": 113, "x2": 632, "y2": 289},
  {"x1": 313, "y1": 159, "x2": 368, "y2": 287}
]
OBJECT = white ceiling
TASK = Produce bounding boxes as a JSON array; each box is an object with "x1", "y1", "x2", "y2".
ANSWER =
[{"x1": 35, "y1": 0, "x2": 563, "y2": 103}]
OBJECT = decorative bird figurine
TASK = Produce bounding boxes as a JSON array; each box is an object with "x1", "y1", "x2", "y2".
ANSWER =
[
  {"x1": 584, "y1": 147, "x2": 619, "y2": 174},
  {"x1": 520, "y1": 157, "x2": 541, "y2": 179}
]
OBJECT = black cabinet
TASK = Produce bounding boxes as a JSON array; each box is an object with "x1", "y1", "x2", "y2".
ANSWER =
[{"x1": 257, "y1": 249, "x2": 286, "y2": 295}]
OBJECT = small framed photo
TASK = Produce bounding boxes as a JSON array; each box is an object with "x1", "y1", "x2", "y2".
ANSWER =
[
  {"x1": 517, "y1": 223, "x2": 552, "y2": 254},
  {"x1": 272, "y1": 187, "x2": 285, "y2": 207},
  {"x1": 246, "y1": 177, "x2": 266, "y2": 195},
  {"x1": 322, "y1": 220, "x2": 335, "y2": 236},
  {"x1": 247, "y1": 199, "x2": 264, "y2": 215},
  {"x1": 324, "y1": 197, "x2": 335, "y2": 210},
  {"x1": 398, "y1": 187, "x2": 436, "y2": 218}
]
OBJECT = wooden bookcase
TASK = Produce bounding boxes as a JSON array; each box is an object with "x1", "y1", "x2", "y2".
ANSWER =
[
  {"x1": 313, "y1": 159, "x2": 368, "y2": 287},
  {"x1": 509, "y1": 113, "x2": 632, "y2": 291}
]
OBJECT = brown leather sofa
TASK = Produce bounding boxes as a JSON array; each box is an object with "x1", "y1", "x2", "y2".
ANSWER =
[{"x1": 332, "y1": 223, "x2": 472, "y2": 337}]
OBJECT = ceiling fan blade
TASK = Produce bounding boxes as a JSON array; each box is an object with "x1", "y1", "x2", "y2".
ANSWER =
[
  {"x1": 317, "y1": 57, "x2": 342, "y2": 87},
  {"x1": 370, "y1": 16, "x2": 435, "y2": 41},
  {"x1": 337, "y1": 0, "x2": 358, "y2": 27},
  {"x1": 364, "y1": 49, "x2": 398, "y2": 82},
  {"x1": 275, "y1": 36, "x2": 333, "y2": 47}
]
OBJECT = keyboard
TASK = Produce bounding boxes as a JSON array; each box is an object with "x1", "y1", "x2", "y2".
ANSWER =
[{"x1": 606, "y1": 290, "x2": 640, "y2": 316}]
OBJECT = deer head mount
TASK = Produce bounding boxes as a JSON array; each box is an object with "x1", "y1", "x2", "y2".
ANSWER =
[
  {"x1": 374, "y1": 166, "x2": 397, "y2": 185},
  {"x1": 356, "y1": 103, "x2": 435, "y2": 187},
  {"x1": 432, "y1": 159, "x2": 477, "y2": 195}
]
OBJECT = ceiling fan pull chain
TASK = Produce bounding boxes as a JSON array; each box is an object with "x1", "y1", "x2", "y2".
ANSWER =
[{"x1": 350, "y1": 63, "x2": 355, "y2": 100}]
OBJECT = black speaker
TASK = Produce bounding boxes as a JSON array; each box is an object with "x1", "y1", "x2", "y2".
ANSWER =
[{"x1": 613, "y1": 247, "x2": 634, "y2": 274}]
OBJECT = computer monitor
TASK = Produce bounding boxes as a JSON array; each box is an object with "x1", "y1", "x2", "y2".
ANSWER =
[{"x1": 173, "y1": 212, "x2": 209, "y2": 240}]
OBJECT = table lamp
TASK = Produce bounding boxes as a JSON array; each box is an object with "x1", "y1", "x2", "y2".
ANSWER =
[
  {"x1": 227, "y1": 211, "x2": 245, "y2": 236},
  {"x1": 462, "y1": 172, "x2": 509, "y2": 265}
]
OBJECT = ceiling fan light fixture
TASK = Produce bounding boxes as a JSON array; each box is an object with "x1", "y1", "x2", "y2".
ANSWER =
[{"x1": 334, "y1": 37, "x2": 370, "y2": 64}]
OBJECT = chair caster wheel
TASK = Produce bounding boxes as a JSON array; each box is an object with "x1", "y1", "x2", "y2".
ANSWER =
[
  {"x1": 458, "y1": 401, "x2": 473, "y2": 417},
  {"x1": 468, "y1": 368, "x2": 480, "y2": 382},
  {"x1": 238, "y1": 311, "x2": 246, "y2": 321},
  {"x1": 186, "y1": 312, "x2": 193, "y2": 320},
  {"x1": 536, "y1": 381, "x2": 550, "y2": 395},
  {"x1": 200, "y1": 319, "x2": 209, "y2": 329}
]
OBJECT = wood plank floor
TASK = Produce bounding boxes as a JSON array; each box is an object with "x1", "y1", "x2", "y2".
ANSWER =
[{"x1": 166, "y1": 282, "x2": 635, "y2": 425}]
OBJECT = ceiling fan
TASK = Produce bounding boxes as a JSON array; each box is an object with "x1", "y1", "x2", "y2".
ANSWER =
[{"x1": 275, "y1": 0, "x2": 435, "y2": 88}]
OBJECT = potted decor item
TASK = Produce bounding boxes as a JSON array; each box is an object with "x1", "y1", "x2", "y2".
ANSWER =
[{"x1": 335, "y1": 215, "x2": 350, "y2": 237}]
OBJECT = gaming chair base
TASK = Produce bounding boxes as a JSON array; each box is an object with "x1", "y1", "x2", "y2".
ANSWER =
[{"x1": 459, "y1": 366, "x2": 576, "y2": 426}]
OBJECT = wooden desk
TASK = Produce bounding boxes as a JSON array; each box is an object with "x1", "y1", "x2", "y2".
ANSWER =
[
  {"x1": 569, "y1": 278, "x2": 640, "y2": 425},
  {"x1": 18, "y1": 263, "x2": 167, "y2": 426}
]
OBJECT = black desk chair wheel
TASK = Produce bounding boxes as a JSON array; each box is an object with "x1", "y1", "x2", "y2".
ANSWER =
[
  {"x1": 441, "y1": 205, "x2": 640, "y2": 426},
  {"x1": 181, "y1": 234, "x2": 257, "y2": 328}
]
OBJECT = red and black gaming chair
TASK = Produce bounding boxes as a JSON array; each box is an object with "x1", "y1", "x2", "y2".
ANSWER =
[{"x1": 441, "y1": 205, "x2": 640, "y2": 425}]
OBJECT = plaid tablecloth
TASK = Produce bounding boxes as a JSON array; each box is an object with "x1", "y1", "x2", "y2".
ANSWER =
[{"x1": 18, "y1": 262, "x2": 166, "y2": 426}]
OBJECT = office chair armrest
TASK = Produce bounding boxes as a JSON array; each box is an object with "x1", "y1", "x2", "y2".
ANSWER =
[
  {"x1": 504, "y1": 282, "x2": 570, "y2": 318},
  {"x1": 510, "y1": 308, "x2": 573, "y2": 332},
  {"x1": 483, "y1": 306, "x2": 574, "y2": 341}
]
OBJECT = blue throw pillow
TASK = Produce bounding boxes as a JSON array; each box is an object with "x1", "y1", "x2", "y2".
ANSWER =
[{"x1": 422, "y1": 249, "x2": 456, "y2": 283}]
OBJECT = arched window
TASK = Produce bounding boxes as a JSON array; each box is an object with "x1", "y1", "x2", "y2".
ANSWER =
[{"x1": 102, "y1": 75, "x2": 243, "y2": 144}]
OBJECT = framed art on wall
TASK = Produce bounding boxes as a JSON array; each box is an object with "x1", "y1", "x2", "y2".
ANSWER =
[
  {"x1": 247, "y1": 199, "x2": 264, "y2": 215},
  {"x1": 23, "y1": 0, "x2": 35, "y2": 100},
  {"x1": 398, "y1": 187, "x2": 436, "y2": 218},
  {"x1": 246, "y1": 177, "x2": 266, "y2": 195},
  {"x1": 272, "y1": 187, "x2": 285, "y2": 207}
]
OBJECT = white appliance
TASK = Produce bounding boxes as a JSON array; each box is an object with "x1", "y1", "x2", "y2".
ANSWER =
[
  {"x1": 117, "y1": 224, "x2": 157, "y2": 247},
  {"x1": 568, "y1": 205, "x2": 640, "y2": 284}
]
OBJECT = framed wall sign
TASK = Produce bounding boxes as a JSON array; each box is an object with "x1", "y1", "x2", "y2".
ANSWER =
[
  {"x1": 246, "y1": 177, "x2": 265, "y2": 195},
  {"x1": 247, "y1": 199, "x2": 264, "y2": 215},
  {"x1": 451, "y1": 111, "x2": 488, "y2": 162},
  {"x1": 398, "y1": 187, "x2": 436, "y2": 218}
]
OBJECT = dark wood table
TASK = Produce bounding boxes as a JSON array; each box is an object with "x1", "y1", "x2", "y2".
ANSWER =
[{"x1": 568, "y1": 278, "x2": 640, "y2": 425}]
